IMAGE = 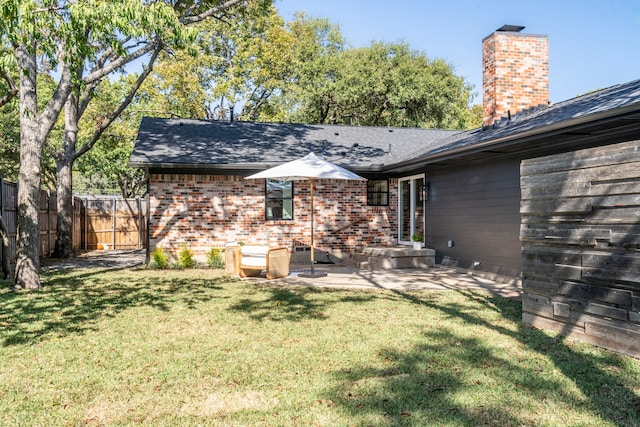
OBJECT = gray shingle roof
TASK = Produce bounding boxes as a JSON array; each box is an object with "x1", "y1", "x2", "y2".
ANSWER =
[
  {"x1": 406, "y1": 78, "x2": 640, "y2": 163},
  {"x1": 131, "y1": 78, "x2": 640, "y2": 173},
  {"x1": 130, "y1": 119, "x2": 459, "y2": 173}
]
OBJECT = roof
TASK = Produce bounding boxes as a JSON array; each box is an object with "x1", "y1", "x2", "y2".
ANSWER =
[
  {"x1": 131, "y1": 78, "x2": 640, "y2": 174},
  {"x1": 130, "y1": 119, "x2": 458, "y2": 174},
  {"x1": 387, "y1": 77, "x2": 640, "y2": 172}
]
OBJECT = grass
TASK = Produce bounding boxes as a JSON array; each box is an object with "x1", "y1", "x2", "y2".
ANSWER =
[{"x1": 0, "y1": 267, "x2": 639, "y2": 426}]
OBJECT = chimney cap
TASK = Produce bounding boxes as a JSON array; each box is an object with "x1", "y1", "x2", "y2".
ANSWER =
[{"x1": 497, "y1": 24, "x2": 525, "y2": 32}]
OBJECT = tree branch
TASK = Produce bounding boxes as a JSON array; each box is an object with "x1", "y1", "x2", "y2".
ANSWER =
[
  {"x1": 243, "y1": 88, "x2": 272, "y2": 120},
  {"x1": 179, "y1": 0, "x2": 247, "y2": 25},
  {"x1": 0, "y1": 70, "x2": 18, "y2": 108},
  {"x1": 77, "y1": 79, "x2": 99, "y2": 119},
  {"x1": 83, "y1": 42, "x2": 156, "y2": 85},
  {"x1": 39, "y1": 61, "x2": 73, "y2": 137},
  {"x1": 73, "y1": 46, "x2": 163, "y2": 161}
]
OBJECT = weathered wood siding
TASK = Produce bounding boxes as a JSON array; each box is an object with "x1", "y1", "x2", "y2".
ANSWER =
[
  {"x1": 425, "y1": 158, "x2": 522, "y2": 276},
  {"x1": 520, "y1": 139, "x2": 640, "y2": 357}
]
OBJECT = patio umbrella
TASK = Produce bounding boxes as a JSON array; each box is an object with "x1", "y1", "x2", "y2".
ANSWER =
[{"x1": 246, "y1": 153, "x2": 365, "y2": 277}]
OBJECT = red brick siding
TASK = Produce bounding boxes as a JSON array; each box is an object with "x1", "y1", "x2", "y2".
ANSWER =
[
  {"x1": 482, "y1": 31, "x2": 549, "y2": 126},
  {"x1": 148, "y1": 173, "x2": 398, "y2": 260}
]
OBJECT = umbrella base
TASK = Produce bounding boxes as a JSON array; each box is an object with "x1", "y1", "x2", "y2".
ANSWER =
[{"x1": 298, "y1": 271, "x2": 328, "y2": 278}]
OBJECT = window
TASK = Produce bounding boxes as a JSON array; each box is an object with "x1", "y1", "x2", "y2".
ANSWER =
[
  {"x1": 367, "y1": 179, "x2": 389, "y2": 206},
  {"x1": 266, "y1": 179, "x2": 293, "y2": 220}
]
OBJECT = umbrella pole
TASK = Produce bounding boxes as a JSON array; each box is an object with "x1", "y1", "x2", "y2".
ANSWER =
[
  {"x1": 299, "y1": 178, "x2": 327, "y2": 279},
  {"x1": 309, "y1": 178, "x2": 315, "y2": 275}
]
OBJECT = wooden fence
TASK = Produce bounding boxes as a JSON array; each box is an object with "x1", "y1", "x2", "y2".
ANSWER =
[
  {"x1": 75, "y1": 196, "x2": 146, "y2": 251},
  {"x1": 520, "y1": 139, "x2": 640, "y2": 358},
  {"x1": 0, "y1": 177, "x2": 58, "y2": 264},
  {"x1": 0, "y1": 177, "x2": 146, "y2": 266}
]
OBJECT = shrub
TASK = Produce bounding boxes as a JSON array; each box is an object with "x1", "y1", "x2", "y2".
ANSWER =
[
  {"x1": 207, "y1": 248, "x2": 224, "y2": 269},
  {"x1": 150, "y1": 247, "x2": 169, "y2": 269},
  {"x1": 178, "y1": 243, "x2": 197, "y2": 268}
]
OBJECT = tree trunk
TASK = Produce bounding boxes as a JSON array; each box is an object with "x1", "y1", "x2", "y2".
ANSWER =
[
  {"x1": 12, "y1": 38, "x2": 72, "y2": 289},
  {"x1": 53, "y1": 94, "x2": 79, "y2": 258},
  {"x1": 15, "y1": 59, "x2": 43, "y2": 289}
]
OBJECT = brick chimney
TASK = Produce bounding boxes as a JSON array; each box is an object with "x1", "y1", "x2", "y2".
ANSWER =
[{"x1": 482, "y1": 25, "x2": 549, "y2": 127}]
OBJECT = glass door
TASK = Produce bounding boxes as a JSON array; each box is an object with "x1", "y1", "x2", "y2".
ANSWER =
[{"x1": 398, "y1": 175, "x2": 425, "y2": 245}]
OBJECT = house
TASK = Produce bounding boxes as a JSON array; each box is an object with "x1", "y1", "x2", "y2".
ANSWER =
[{"x1": 131, "y1": 25, "x2": 640, "y2": 357}]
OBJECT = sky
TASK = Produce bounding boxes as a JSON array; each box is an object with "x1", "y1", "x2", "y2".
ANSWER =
[{"x1": 276, "y1": 0, "x2": 640, "y2": 104}]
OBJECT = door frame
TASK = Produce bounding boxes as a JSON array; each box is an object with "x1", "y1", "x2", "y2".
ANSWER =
[{"x1": 397, "y1": 174, "x2": 425, "y2": 245}]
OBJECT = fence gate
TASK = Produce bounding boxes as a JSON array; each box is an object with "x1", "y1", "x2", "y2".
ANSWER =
[{"x1": 77, "y1": 196, "x2": 146, "y2": 251}]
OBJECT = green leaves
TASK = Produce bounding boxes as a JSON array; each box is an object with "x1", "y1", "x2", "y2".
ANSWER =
[{"x1": 286, "y1": 39, "x2": 479, "y2": 130}]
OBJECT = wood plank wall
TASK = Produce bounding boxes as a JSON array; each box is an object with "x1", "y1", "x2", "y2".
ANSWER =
[{"x1": 520, "y1": 139, "x2": 640, "y2": 357}]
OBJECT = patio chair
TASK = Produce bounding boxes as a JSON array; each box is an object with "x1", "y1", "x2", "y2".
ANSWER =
[{"x1": 226, "y1": 245, "x2": 291, "y2": 280}]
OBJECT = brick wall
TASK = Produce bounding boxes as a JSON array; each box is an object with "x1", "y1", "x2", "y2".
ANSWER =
[
  {"x1": 482, "y1": 29, "x2": 549, "y2": 126},
  {"x1": 148, "y1": 173, "x2": 398, "y2": 261}
]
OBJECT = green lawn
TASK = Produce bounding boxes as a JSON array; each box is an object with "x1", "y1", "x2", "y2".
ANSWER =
[{"x1": 1, "y1": 268, "x2": 639, "y2": 426}]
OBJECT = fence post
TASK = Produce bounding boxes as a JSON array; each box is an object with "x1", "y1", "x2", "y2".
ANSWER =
[
  {"x1": 0, "y1": 175, "x2": 4, "y2": 218},
  {"x1": 0, "y1": 175, "x2": 4, "y2": 222},
  {"x1": 112, "y1": 198, "x2": 116, "y2": 250},
  {"x1": 145, "y1": 174, "x2": 150, "y2": 264},
  {"x1": 0, "y1": 175, "x2": 3, "y2": 270},
  {"x1": 137, "y1": 196, "x2": 142, "y2": 249},
  {"x1": 47, "y1": 189, "x2": 51, "y2": 257},
  {"x1": 84, "y1": 197, "x2": 88, "y2": 251}
]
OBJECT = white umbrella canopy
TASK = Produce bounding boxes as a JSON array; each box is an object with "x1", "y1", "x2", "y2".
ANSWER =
[
  {"x1": 246, "y1": 153, "x2": 366, "y2": 277},
  {"x1": 245, "y1": 152, "x2": 364, "y2": 181}
]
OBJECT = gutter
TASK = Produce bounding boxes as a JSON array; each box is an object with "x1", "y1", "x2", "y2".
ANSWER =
[{"x1": 129, "y1": 161, "x2": 386, "y2": 174}]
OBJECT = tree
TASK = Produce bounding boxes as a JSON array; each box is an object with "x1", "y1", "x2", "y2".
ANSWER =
[
  {"x1": 280, "y1": 13, "x2": 345, "y2": 124},
  {"x1": 1, "y1": 72, "x2": 59, "y2": 189},
  {"x1": 51, "y1": 0, "x2": 271, "y2": 261},
  {"x1": 0, "y1": 0, "x2": 265, "y2": 289},
  {"x1": 73, "y1": 76, "x2": 147, "y2": 198},
  {"x1": 136, "y1": 3, "x2": 295, "y2": 122},
  {"x1": 285, "y1": 39, "x2": 480, "y2": 130},
  {"x1": 0, "y1": 99, "x2": 20, "y2": 182},
  {"x1": 204, "y1": 3, "x2": 296, "y2": 121},
  {"x1": 135, "y1": 50, "x2": 211, "y2": 120}
]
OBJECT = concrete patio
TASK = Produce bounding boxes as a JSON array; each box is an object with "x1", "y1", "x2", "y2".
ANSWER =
[
  {"x1": 41, "y1": 250, "x2": 522, "y2": 300},
  {"x1": 271, "y1": 264, "x2": 523, "y2": 300}
]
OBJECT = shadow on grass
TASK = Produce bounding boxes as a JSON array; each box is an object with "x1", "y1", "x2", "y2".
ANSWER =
[
  {"x1": 0, "y1": 267, "x2": 227, "y2": 346},
  {"x1": 326, "y1": 290, "x2": 640, "y2": 426},
  {"x1": 228, "y1": 284, "x2": 377, "y2": 322}
]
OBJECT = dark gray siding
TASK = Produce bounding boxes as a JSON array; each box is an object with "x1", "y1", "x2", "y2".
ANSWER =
[{"x1": 425, "y1": 158, "x2": 522, "y2": 276}]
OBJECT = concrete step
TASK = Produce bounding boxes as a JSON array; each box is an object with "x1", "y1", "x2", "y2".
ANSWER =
[{"x1": 340, "y1": 246, "x2": 436, "y2": 271}]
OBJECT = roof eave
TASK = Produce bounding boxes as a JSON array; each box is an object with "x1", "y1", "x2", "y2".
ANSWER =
[
  {"x1": 130, "y1": 161, "x2": 385, "y2": 174},
  {"x1": 383, "y1": 103, "x2": 640, "y2": 173}
]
